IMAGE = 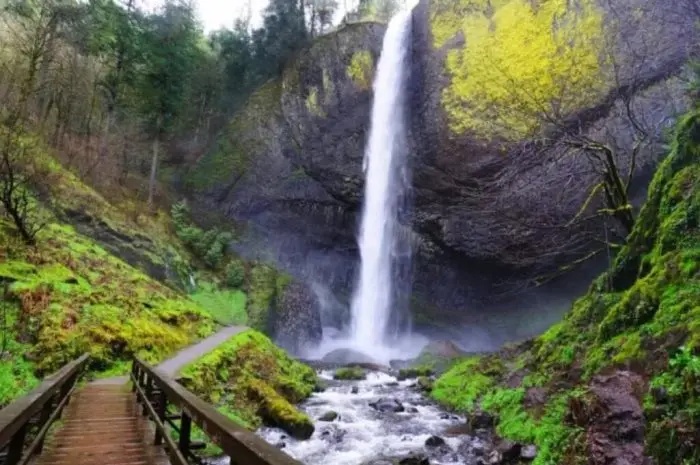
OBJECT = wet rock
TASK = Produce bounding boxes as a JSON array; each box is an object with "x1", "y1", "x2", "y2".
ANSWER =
[
  {"x1": 386, "y1": 381, "x2": 399, "y2": 387},
  {"x1": 416, "y1": 376, "x2": 433, "y2": 392},
  {"x1": 274, "y1": 441, "x2": 286, "y2": 449},
  {"x1": 318, "y1": 411, "x2": 338, "y2": 422},
  {"x1": 470, "y1": 410, "x2": 495, "y2": 431},
  {"x1": 398, "y1": 453, "x2": 431, "y2": 465},
  {"x1": 351, "y1": 386, "x2": 359, "y2": 394},
  {"x1": 586, "y1": 371, "x2": 646, "y2": 465},
  {"x1": 406, "y1": 406, "x2": 419, "y2": 413},
  {"x1": 425, "y1": 436, "x2": 446, "y2": 448},
  {"x1": 443, "y1": 422, "x2": 471, "y2": 437},
  {"x1": 520, "y1": 445, "x2": 537, "y2": 460},
  {"x1": 650, "y1": 386, "x2": 668, "y2": 404},
  {"x1": 495, "y1": 438, "x2": 521, "y2": 462},
  {"x1": 362, "y1": 454, "x2": 430, "y2": 465},
  {"x1": 370, "y1": 397, "x2": 405, "y2": 413},
  {"x1": 322, "y1": 348, "x2": 379, "y2": 365},
  {"x1": 487, "y1": 450, "x2": 502, "y2": 465},
  {"x1": 524, "y1": 387, "x2": 547, "y2": 410},
  {"x1": 319, "y1": 424, "x2": 346, "y2": 444},
  {"x1": 273, "y1": 281, "x2": 323, "y2": 354},
  {"x1": 390, "y1": 359, "x2": 411, "y2": 370},
  {"x1": 419, "y1": 340, "x2": 464, "y2": 359}
]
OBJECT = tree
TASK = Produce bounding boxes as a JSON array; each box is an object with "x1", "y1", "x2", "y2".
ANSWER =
[
  {"x1": 308, "y1": 0, "x2": 338, "y2": 35},
  {"x1": 137, "y1": 0, "x2": 199, "y2": 207}
]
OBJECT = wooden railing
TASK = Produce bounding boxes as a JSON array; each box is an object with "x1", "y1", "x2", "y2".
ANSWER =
[
  {"x1": 0, "y1": 354, "x2": 90, "y2": 465},
  {"x1": 131, "y1": 358, "x2": 304, "y2": 465}
]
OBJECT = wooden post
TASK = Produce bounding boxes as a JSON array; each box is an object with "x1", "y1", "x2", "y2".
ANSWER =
[
  {"x1": 35, "y1": 394, "x2": 55, "y2": 454},
  {"x1": 178, "y1": 413, "x2": 191, "y2": 456},
  {"x1": 131, "y1": 363, "x2": 138, "y2": 393},
  {"x1": 6, "y1": 423, "x2": 28, "y2": 465},
  {"x1": 154, "y1": 390, "x2": 167, "y2": 445},
  {"x1": 143, "y1": 375, "x2": 152, "y2": 417}
]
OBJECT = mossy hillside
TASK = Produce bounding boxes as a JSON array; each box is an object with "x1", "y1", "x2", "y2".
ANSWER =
[
  {"x1": 179, "y1": 330, "x2": 316, "y2": 439},
  {"x1": 430, "y1": 111, "x2": 700, "y2": 465},
  {"x1": 38, "y1": 144, "x2": 197, "y2": 290},
  {"x1": 0, "y1": 219, "x2": 215, "y2": 405}
]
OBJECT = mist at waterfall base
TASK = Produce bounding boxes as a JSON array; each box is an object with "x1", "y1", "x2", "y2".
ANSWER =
[{"x1": 311, "y1": 10, "x2": 429, "y2": 365}]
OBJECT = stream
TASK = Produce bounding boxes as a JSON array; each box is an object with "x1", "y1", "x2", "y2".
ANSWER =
[{"x1": 255, "y1": 370, "x2": 484, "y2": 465}]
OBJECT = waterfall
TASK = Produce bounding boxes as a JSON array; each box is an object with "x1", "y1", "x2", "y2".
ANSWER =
[{"x1": 349, "y1": 11, "x2": 412, "y2": 351}]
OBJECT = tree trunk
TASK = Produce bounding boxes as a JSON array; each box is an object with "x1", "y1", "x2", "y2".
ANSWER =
[{"x1": 148, "y1": 127, "x2": 161, "y2": 208}]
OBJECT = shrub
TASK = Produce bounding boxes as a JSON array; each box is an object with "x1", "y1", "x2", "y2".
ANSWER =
[{"x1": 225, "y1": 260, "x2": 245, "y2": 288}]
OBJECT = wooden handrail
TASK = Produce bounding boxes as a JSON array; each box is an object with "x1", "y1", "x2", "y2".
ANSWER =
[
  {"x1": 0, "y1": 354, "x2": 90, "y2": 465},
  {"x1": 132, "y1": 358, "x2": 304, "y2": 465}
]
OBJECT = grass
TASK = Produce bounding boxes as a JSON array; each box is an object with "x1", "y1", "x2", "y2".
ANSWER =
[{"x1": 191, "y1": 282, "x2": 247, "y2": 325}]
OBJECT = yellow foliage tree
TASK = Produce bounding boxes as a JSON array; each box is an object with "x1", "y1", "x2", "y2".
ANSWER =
[{"x1": 440, "y1": 0, "x2": 608, "y2": 140}]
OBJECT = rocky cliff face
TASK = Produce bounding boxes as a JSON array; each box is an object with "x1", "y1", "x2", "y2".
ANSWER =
[{"x1": 189, "y1": 0, "x2": 697, "y2": 346}]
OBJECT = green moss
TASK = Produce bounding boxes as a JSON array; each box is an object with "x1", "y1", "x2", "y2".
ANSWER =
[
  {"x1": 179, "y1": 329, "x2": 316, "y2": 439},
  {"x1": 247, "y1": 264, "x2": 290, "y2": 332},
  {"x1": 346, "y1": 51, "x2": 373, "y2": 90},
  {"x1": 0, "y1": 220, "x2": 215, "y2": 381},
  {"x1": 431, "y1": 357, "x2": 495, "y2": 411},
  {"x1": 334, "y1": 366, "x2": 367, "y2": 380},
  {"x1": 397, "y1": 365, "x2": 434, "y2": 380}
]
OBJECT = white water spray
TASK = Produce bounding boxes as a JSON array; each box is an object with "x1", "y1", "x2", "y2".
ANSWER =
[{"x1": 349, "y1": 11, "x2": 412, "y2": 352}]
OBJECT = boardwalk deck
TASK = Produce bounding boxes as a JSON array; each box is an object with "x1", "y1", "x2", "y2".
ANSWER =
[{"x1": 35, "y1": 384, "x2": 170, "y2": 465}]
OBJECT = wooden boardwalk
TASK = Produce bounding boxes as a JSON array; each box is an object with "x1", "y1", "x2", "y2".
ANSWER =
[{"x1": 35, "y1": 384, "x2": 169, "y2": 465}]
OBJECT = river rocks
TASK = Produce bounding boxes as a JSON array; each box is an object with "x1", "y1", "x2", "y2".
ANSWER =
[
  {"x1": 469, "y1": 410, "x2": 495, "y2": 432},
  {"x1": 520, "y1": 445, "x2": 537, "y2": 460},
  {"x1": 494, "y1": 439, "x2": 521, "y2": 462},
  {"x1": 323, "y1": 348, "x2": 379, "y2": 365},
  {"x1": 415, "y1": 376, "x2": 433, "y2": 392},
  {"x1": 362, "y1": 453, "x2": 430, "y2": 465},
  {"x1": 351, "y1": 386, "x2": 359, "y2": 394},
  {"x1": 319, "y1": 424, "x2": 347, "y2": 444},
  {"x1": 318, "y1": 411, "x2": 338, "y2": 422},
  {"x1": 585, "y1": 371, "x2": 646, "y2": 465},
  {"x1": 425, "y1": 436, "x2": 445, "y2": 448},
  {"x1": 370, "y1": 397, "x2": 405, "y2": 413}
]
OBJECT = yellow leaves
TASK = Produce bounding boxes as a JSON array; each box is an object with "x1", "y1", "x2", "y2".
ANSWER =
[{"x1": 437, "y1": 0, "x2": 609, "y2": 140}]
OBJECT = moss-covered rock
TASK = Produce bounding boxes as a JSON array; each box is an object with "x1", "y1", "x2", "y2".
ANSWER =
[
  {"x1": 179, "y1": 329, "x2": 317, "y2": 439},
  {"x1": 430, "y1": 111, "x2": 700, "y2": 465},
  {"x1": 333, "y1": 366, "x2": 367, "y2": 380},
  {"x1": 397, "y1": 366, "x2": 434, "y2": 380}
]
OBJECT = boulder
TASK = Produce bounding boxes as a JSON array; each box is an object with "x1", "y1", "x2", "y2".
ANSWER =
[
  {"x1": 318, "y1": 411, "x2": 338, "y2": 422},
  {"x1": 495, "y1": 439, "x2": 521, "y2": 462},
  {"x1": 470, "y1": 411, "x2": 495, "y2": 431},
  {"x1": 370, "y1": 398, "x2": 405, "y2": 413},
  {"x1": 333, "y1": 366, "x2": 366, "y2": 380},
  {"x1": 319, "y1": 424, "x2": 346, "y2": 444},
  {"x1": 322, "y1": 348, "x2": 379, "y2": 365},
  {"x1": 273, "y1": 281, "x2": 323, "y2": 354},
  {"x1": 585, "y1": 371, "x2": 646, "y2": 465},
  {"x1": 520, "y1": 445, "x2": 537, "y2": 460},
  {"x1": 425, "y1": 436, "x2": 446, "y2": 448}
]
